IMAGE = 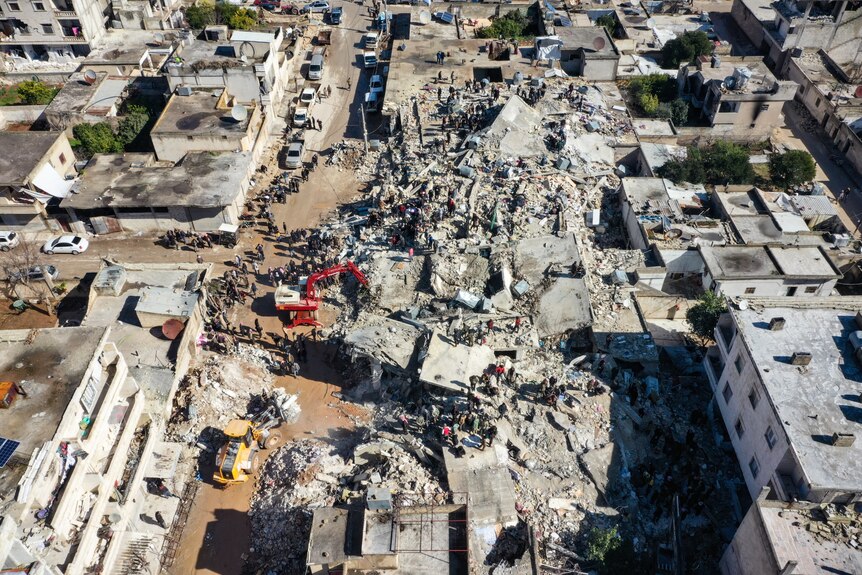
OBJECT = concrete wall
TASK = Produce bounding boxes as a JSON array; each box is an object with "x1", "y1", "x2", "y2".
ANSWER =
[
  {"x1": 636, "y1": 292, "x2": 692, "y2": 319},
  {"x1": 0, "y1": 104, "x2": 46, "y2": 128},
  {"x1": 576, "y1": 56, "x2": 618, "y2": 81},
  {"x1": 706, "y1": 317, "x2": 793, "y2": 502},
  {"x1": 710, "y1": 277, "x2": 838, "y2": 298},
  {"x1": 731, "y1": 0, "x2": 767, "y2": 49},
  {"x1": 718, "y1": 502, "x2": 781, "y2": 575}
]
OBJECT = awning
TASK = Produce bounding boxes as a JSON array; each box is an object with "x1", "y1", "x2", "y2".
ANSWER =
[
  {"x1": 28, "y1": 163, "x2": 75, "y2": 201},
  {"x1": 535, "y1": 36, "x2": 563, "y2": 61}
]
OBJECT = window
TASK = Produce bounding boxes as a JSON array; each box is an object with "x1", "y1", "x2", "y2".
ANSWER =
[
  {"x1": 749, "y1": 456, "x2": 760, "y2": 477},
  {"x1": 735, "y1": 354, "x2": 746, "y2": 374},
  {"x1": 748, "y1": 387, "x2": 760, "y2": 409},
  {"x1": 7, "y1": 2, "x2": 20, "y2": 10},
  {"x1": 186, "y1": 135, "x2": 194, "y2": 140},
  {"x1": 760, "y1": 104, "x2": 770, "y2": 111},
  {"x1": 722, "y1": 382, "x2": 733, "y2": 403},
  {"x1": 58, "y1": 153, "x2": 66, "y2": 165},
  {"x1": 765, "y1": 426, "x2": 777, "y2": 449},
  {"x1": 41, "y1": 23, "x2": 53, "y2": 34},
  {"x1": 805, "y1": 286, "x2": 817, "y2": 294},
  {"x1": 33, "y1": 1, "x2": 44, "y2": 9},
  {"x1": 744, "y1": 287, "x2": 756, "y2": 294},
  {"x1": 735, "y1": 418, "x2": 745, "y2": 439}
]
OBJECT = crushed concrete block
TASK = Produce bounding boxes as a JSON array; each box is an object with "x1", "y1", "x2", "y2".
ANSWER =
[
  {"x1": 476, "y1": 297, "x2": 494, "y2": 313},
  {"x1": 548, "y1": 498, "x2": 578, "y2": 511},
  {"x1": 511, "y1": 279, "x2": 530, "y2": 298},
  {"x1": 585, "y1": 120, "x2": 601, "y2": 133},
  {"x1": 555, "y1": 157, "x2": 570, "y2": 170},
  {"x1": 579, "y1": 443, "x2": 617, "y2": 499},
  {"x1": 454, "y1": 289, "x2": 481, "y2": 310},
  {"x1": 610, "y1": 269, "x2": 628, "y2": 285},
  {"x1": 459, "y1": 165, "x2": 475, "y2": 178},
  {"x1": 548, "y1": 410, "x2": 573, "y2": 432}
]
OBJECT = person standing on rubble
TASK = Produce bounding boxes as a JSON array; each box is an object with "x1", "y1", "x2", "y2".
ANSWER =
[
  {"x1": 291, "y1": 360, "x2": 300, "y2": 378},
  {"x1": 399, "y1": 412, "x2": 409, "y2": 432}
]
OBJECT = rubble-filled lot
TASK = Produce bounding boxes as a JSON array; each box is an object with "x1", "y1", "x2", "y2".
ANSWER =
[{"x1": 214, "y1": 74, "x2": 749, "y2": 574}]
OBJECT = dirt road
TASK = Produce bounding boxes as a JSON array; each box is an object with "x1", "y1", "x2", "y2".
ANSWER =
[{"x1": 169, "y1": 2, "x2": 372, "y2": 573}]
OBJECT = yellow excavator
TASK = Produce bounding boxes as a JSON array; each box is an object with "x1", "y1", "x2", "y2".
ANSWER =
[{"x1": 213, "y1": 393, "x2": 291, "y2": 486}]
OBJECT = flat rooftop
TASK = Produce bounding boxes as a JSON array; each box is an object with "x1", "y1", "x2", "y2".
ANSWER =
[
  {"x1": 757, "y1": 502, "x2": 862, "y2": 574},
  {"x1": 82, "y1": 264, "x2": 204, "y2": 366},
  {"x1": 691, "y1": 59, "x2": 779, "y2": 94},
  {"x1": 700, "y1": 245, "x2": 839, "y2": 280},
  {"x1": 151, "y1": 90, "x2": 253, "y2": 136},
  {"x1": 0, "y1": 327, "x2": 107, "y2": 459},
  {"x1": 419, "y1": 329, "x2": 496, "y2": 394},
  {"x1": 0, "y1": 132, "x2": 62, "y2": 186},
  {"x1": 639, "y1": 142, "x2": 686, "y2": 173},
  {"x1": 165, "y1": 30, "x2": 279, "y2": 70},
  {"x1": 63, "y1": 151, "x2": 251, "y2": 209},
  {"x1": 85, "y1": 29, "x2": 177, "y2": 66},
  {"x1": 734, "y1": 305, "x2": 862, "y2": 492},
  {"x1": 554, "y1": 26, "x2": 618, "y2": 57}
]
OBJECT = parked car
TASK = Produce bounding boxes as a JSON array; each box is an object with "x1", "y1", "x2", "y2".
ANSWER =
[
  {"x1": 9, "y1": 265, "x2": 59, "y2": 282},
  {"x1": 363, "y1": 51, "x2": 378, "y2": 69},
  {"x1": 300, "y1": 86, "x2": 317, "y2": 105},
  {"x1": 42, "y1": 235, "x2": 89, "y2": 255},
  {"x1": 369, "y1": 74, "x2": 384, "y2": 95},
  {"x1": 363, "y1": 31, "x2": 379, "y2": 49},
  {"x1": 293, "y1": 107, "x2": 309, "y2": 128},
  {"x1": 0, "y1": 231, "x2": 20, "y2": 252},
  {"x1": 329, "y1": 6, "x2": 342, "y2": 23},
  {"x1": 301, "y1": 0, "x2": 330, "y2": 13},
  {"x1": 284, "y1": 139, "x2": 305, "y2": 169}
]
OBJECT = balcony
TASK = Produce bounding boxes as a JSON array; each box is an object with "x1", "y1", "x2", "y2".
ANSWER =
[
  {"x1": 0, "y1": 33, "x2": 87, "y2": 43},
  {"x1": 704, "y1": 347, "x2": 725, "y2": 391},
  {"x1": 54, "y1": 10, "x2": 77, "y2": 17}
]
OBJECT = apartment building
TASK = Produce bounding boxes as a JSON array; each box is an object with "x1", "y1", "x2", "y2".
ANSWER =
[
  {"x1": 0, "y1": 0, "x2": 110, "y2": 61},
  {"x1": 704, "y1": 301, "x2": 862, "y2": 504}
]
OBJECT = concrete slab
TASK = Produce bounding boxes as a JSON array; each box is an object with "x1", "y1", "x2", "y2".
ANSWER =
[
  {"x1": 419, "y1": 329, "x2": 496, "y2": 394},
  {"x1": 144, "y1": 442, "x2": 183, "y2": 479},
  {"x1": 535, "y1": 277, "x2": 592, "y2": 338}
]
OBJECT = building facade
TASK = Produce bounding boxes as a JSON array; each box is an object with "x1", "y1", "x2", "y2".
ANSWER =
[
  {"x1": 704, "y1": 303, "x2": 862, "y2": 504},
  {"x1": 0, "y1": 0, "x2": 110, "y2": 61}
]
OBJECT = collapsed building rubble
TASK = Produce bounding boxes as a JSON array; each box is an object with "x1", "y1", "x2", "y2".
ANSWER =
[{"x1": 242, "y1": 75, "x2": 748, "y2": 574}]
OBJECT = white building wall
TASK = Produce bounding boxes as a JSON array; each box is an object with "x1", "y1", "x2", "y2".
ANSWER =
[{"x1": 712, "y1": 278, "x2": 837, "y2": 298}]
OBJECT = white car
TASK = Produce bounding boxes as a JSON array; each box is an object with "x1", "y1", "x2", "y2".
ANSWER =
[
  {"x1": 293, "y1": 107, "x2": 309, "y2": 127},
  {"x1": 301, "y1": 0, "x2": 329, "y2": 13},
  {"x1": 363, "y1": 51, "x2": 378, "y2": 69},
  {"x1": 369, "y1": 74, "x2": 384, "y2": 95},
  {"x1": 42, "y1": 235, "x2": 89, "y2": 255},
  {"x1": 364, "y1": 32, "x2": 379, "y2": 49},
  {"x1": 300, "y1": 87, "x2": 317, "y2": 106},
  {"x1": 0, "y1": 230, "x2": 20, "y2": 252}
]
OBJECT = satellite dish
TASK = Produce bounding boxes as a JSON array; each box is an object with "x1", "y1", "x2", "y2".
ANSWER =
[
  {"x1": 418, "y1": 10, "x2": 431, "y2": 24},
  {"x1": 153, "y1": 32, "x2": 165, "y2": 44},
  {"x1": 82, "y1": 69, "x2": 98, "y2": 85},
  {"x1": 231, "y1": 104, "x2": 248, "y2": 122},
  {"x1": 724, "y1": 76, "x2": 736, "y2": 89},
  {"x1": 162, "y1": 319, "x2": 185, "y2": 340},
  {"x1": 592, "y1": 36, "x2": 606, "y2": 50},
  {"x1": 854, "y1": 85, "x2": 862, "y2": 99},
  {"x1": 646, "y1": 18, "x2": 656, "y2": 28}
]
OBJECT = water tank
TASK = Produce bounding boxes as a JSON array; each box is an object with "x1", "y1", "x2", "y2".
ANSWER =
[
  {"x1": 513, "y1": 71, "x2": 523, "y2": 85},
  {"x1": 732, "y1": 67, "x2": 753, "y2": 90}
]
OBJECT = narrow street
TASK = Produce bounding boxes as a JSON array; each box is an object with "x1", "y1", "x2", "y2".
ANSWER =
[{"x1": 168, "y1": 2, "x2": 372, "y2": 572}]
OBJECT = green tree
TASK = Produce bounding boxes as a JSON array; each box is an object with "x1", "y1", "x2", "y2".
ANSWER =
[
  {"x1": 686, "y1": 291, "x2": 728, "y2": 341},
  {"x1": 227, "y1": 7, "x2": 257, "y2": 30},
  {"x1": 585, "y1": 526, "x2": 621, "y2": 563},
  {"x1": 116, "y1": 105, "x2": 150, "y2": 147},
  {"x1": 17, "y1": 79, "x2": 56, "y2": 105},
  {"x1": 657, "y1": 98, "x2": 689, "y2": 126},
  {"x1": 704, "y1": 140, "x2": 754, "y2": 184},
  {"x1": 476, "y1": 10, "x2": 530, "y2": 39},
  {"x1": 638, "y1": 92, "x2": 659, "y2": 116},
  {"x1": 658, "y1": 142, "x2": 752, "y2": 184},
  {"x1": 72, "y1": 122, "x2": 122, "y2": 157},
  {"x1": 662, "y1": 31, "x2": 713, "y2": 68},
  {"x1": 627, "y1": 73, "x2": 678, "y2": 116},
  {"x1": 768, "y1": 149, "x2": 816, "y2": 189},
  {"x1": 595, "y1": 14, "x2": 616, "y2": 36},
  {"x1": 185, "y1": 2, "x2": 215, "y2": 28}
]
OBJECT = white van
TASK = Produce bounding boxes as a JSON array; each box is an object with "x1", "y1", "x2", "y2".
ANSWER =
[
  {"x1": 363, "y1": 32, "x2": 379, "y2": 49},
  {"x1": 363, "y1": 51, "x2": 377, "y2": 69},
  {"x1": 308, "y1": 53, "x2": 325, "y2": 80}
]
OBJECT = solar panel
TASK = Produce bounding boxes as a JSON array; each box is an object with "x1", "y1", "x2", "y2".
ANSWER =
[{"x1": 0, "y1": 437, "x2": 21, "y2": 468}]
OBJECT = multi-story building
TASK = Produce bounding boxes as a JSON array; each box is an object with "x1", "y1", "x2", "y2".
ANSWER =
[
  {"x1": 704, "y1": 301, "x2": 862, "y2": 504},
  {"x1": 0, "y1": 0, "x2": 111, "y2": 61},
  {"x1": 677, "y1": 57, "x2": 797, "y2": 137}
]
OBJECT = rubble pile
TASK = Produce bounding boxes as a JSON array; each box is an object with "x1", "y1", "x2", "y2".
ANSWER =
[
  {"x1": 249, "y1": 440, "x2": 340, "y2": 574},
  {"x1": 167, "y1": 353, "x2": 275, "y2": 440}
]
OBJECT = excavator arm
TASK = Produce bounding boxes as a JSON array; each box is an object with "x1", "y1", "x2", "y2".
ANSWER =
[{"x1": 304, "y1": 260, "x2": 368, "y2": 301}]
